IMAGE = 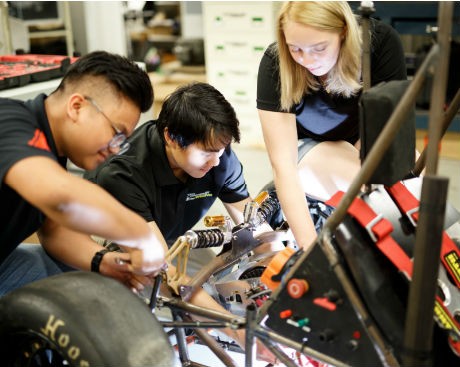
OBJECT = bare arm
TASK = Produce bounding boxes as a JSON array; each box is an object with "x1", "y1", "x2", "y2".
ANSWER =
[
  {"x1": 39, "y1": 220, "x2": 135, "y2": 285},
  {"x1": 5, "y1": 156, "x2": 164, "y2": 272},
  {"x1": 223, "y1": 197, "x2": 251, "y2": 225},
  {"x1": 258, "y1": 109, "x2": 317, "y2": 251}
]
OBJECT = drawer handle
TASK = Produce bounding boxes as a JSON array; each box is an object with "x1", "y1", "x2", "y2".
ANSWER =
[{"x1": 223, "y1": 12, "x2": 245, "y2": 18}]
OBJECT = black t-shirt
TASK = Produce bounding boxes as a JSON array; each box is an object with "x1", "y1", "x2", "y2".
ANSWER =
[
  {"x1": 0, "y1": 94, "x2": 67, "y2": 262},
  {"x1": 257, "y1": 19, "x2": 407, "y2": 144},
  {"x1": 84, "y1": 121, "x2": 250, "y2": 245}
]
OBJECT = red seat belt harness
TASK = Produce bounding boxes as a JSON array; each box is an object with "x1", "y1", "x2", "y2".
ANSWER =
[
  {"x1": 327, "y1": 187, "x2": 460, "y2": 355},
  {"x1": 386, "y1": 181, "x2": 460, "y2": 288}
]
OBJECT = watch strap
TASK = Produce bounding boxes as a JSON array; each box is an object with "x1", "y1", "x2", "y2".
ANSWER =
[{"x1": 91, "y1": 248, "x2": 110, "y2": 273}]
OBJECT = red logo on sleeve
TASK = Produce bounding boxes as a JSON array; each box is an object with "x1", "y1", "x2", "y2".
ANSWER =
[{"x1": 28, "y1": 129, "x2": 51, "y2": 152}]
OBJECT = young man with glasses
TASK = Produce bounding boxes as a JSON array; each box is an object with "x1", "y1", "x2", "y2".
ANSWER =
[{"x1": 0, "y1": 51, "x2": 166, "y2": 296}]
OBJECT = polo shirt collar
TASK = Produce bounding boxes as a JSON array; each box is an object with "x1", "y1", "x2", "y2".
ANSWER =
[{"x1": 148, "y1": 123, "x2": 183, "y2": 186}]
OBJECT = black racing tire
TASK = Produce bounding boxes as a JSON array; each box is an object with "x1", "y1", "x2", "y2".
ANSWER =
[{"x1": 0, "y1": 271, "x2": 176, "y2": 367}]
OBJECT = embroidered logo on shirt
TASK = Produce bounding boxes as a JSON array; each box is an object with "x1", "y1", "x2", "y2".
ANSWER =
[
  {"x1": 186, "y1": 191, "x2": 213, "y2": 201},
  {"x1": 28, "y1": 129, "x2": 51, "y2": 152}
]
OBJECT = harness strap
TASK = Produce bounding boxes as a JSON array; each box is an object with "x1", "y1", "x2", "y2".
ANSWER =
[
  {"x1": 386, "y1": 181, "x2": 460, "y2": 288},
  {"x1": 327, "y1": 188, "x2": 460, "y2": 342},
  {"x1": 327, "y1": 191, "x2": 413, "y2": 279}
]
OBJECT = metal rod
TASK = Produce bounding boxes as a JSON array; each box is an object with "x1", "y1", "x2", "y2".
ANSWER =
[
  {"x1": 149, "y1": 275, "x2": 163, "y2": 310},
  {"x1": 161, "y1": 296, "x2": 245, "y2": 326},
  {"x1": 359, "y1": 1, "x2": 375, "y2": 90},
  {"x1": 258, "y1": 338, "x2": 300, "y2": 367},
  {"x1": 188, "y1": 362, "x2": 208, "y2": 367},
  {"x1": 320, "y1": 231, "x2": 400, "y2": 366},
  {"x1": 424, "y1": 3, "x2": 453, "y2": 176},
  {"x1": 244, "y1": 304, "x2": 256, "y2": 367},
  {"x1": 183, "y1": 315, "x2": 239, "y2": 367},
  {"x1": 402, "y1": 3, "x2": 453, "y2": 366},
  {"x1": 402, "y1": 177, "x2": 449, "y2": 366},
  {"x1": 172, "y1": 310, "x2": 191, "y2": 366},
  {"x1": 161, "y1": 321, "x2": 231, "y2": 329},
  {"x1": 254, "y1": 324, "x2": 350, "y2": 367}
]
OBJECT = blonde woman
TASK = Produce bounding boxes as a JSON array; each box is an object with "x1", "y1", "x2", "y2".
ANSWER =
[{"x1": 257, "y1": 1, "x2": 407, "y2": 251}]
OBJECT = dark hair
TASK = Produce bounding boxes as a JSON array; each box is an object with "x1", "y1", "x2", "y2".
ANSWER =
[
  {"x1": 56, "y1": 51, "x2": 153, "y2": 112},
  {"x1": 156, "y1": 82, "x2": 240, "y2": 149}
]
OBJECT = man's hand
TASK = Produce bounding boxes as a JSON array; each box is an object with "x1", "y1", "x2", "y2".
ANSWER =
[
  {"x1": 99, "y1": 251, "x2": 154, "y2": 291},
  {"x1": 129, "y1": 246, "x2": 165, "y2": 275},
  {"x1": 115, "y1": 232, "x2": 166, "y2": 274}
]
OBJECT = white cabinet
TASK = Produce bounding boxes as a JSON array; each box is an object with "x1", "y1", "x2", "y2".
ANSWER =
[{"x1": 203, "y1": 2, "x2": 279, "y2": 147}]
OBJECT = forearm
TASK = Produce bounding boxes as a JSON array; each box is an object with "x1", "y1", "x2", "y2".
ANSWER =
[
  {"x1": 7, "y1": 157, "x2": 153, "y2": 243},
  {"x1": 42, "y1": 176, "x2": 166, "y2": 267},
  {"x1": 39, "y1": 220, "x2": 105, "y2": 271},
  {"x1": 39, "y1": 219, "x2": 151, "y2": 288},
  {"x1": 257, "y1": 109, "x2": 316, "y2": 249},
  {"x1": 223, "y1": 198, "x2": 250, "y2": 226},
  {"x1": 273, "y1": 169, "x2": 317, "y2": 251},
  {"x1": 48, "y1": 179, "x2": 152, "y2": 243}
]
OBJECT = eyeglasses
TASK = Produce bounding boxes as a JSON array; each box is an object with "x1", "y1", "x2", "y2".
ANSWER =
[{"x1": 84, "y1": 96, "x2": 130, "y2": 155}]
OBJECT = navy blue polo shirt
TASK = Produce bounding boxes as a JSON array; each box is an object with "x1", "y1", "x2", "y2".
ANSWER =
[
  {"x1": 84, "y1": 121, "x2": 249, "y2": 245},
  {"x1": 0, "y1": 94, "x2": 67, "y2": 262},
  {"x1": 257, "y1": 19, "x2": 407, "y2": 144}
]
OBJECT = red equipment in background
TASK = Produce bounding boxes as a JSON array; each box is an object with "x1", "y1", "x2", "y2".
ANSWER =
[{"x1": 0, "y1": 54, "x2": 77, "y2": 91}]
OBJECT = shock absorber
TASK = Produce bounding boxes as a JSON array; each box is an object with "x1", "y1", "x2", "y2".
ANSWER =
[
  {"x1": 256, "y1": 191, "x2": 280, "y2": 225},
  {"x1": 245, "y1": 191, "x2": 280, "y2": 228},
  {"x1": 185, "y1": 228, "x2": 231, "y2": 249}
]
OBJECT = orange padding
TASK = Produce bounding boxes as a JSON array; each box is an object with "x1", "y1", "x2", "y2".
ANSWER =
[{"x1": 261, "y1": 247, "x2": 296, "y2": 290}]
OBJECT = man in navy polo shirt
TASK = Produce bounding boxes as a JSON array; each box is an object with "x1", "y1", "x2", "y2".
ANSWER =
[
  {"x1": 86, "y1": 82, "x2": 251, "y2": 246},
  {"x1": 82, "y1": 81, "x2": 267, "y2": 281},
  {"x1": 78, "y1": 82, "x2": 277, "y2": 360}
]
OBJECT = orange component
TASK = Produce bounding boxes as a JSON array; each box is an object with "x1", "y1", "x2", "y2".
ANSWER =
[
  {"x1": 203, "y1": 215, "x2": 226, "y2": 227},
  {"x1": 279, "y1": 309, "x2": 293, "y2": 319},
  {"x1": 254, "y1": 191, "x2": 269, "y2": 205},
  {"x1": 313, "y1": 297, "x2": 337, "y2": 311},
  {"x1": 261, "y1": 247, "x2": 296, "y2": 290},
  {"x1": 287, "y1": 278, "x2": 309, "y2": 299}
]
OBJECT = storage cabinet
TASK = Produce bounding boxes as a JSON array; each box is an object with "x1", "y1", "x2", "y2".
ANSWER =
[{"x1": 203, "y1": 2, "x2": 280, "y2": 147}]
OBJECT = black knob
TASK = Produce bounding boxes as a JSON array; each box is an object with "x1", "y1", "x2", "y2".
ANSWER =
[{"x1": 319, "y1": 328, "x2": 335, "y2": 342}]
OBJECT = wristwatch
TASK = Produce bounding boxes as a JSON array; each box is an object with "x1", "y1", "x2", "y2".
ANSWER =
[{"x1": 91, "y1": 248, "x2": 110, "y2": 273}]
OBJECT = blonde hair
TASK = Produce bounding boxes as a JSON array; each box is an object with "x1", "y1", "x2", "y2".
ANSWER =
[{"x1": 277, "y1": 1, "x2": 362, "y2": 110}]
